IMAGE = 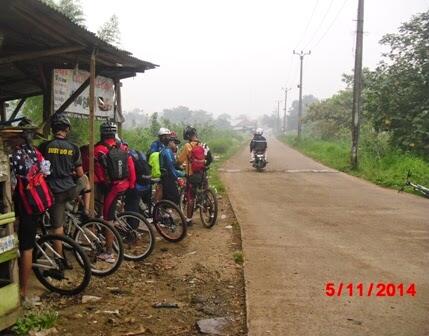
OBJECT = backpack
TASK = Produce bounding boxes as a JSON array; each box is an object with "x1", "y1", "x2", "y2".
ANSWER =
[
  {"x1": 101, "y1": 142, "x2": 129, "y2": 181},
  {"x1": 17, "y1": 165, "x2": 53, "y2": 215},
  {"x1": 148, "y1": 151, "x2": 161, "y2": 179},
  {"x1": 129, "y1": 149, "x2": 151, "y2": 185},
  {"x1": 190, "y1": 142, "x2": 206, "y2": 173}
]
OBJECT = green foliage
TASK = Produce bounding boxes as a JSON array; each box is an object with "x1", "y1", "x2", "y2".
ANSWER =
[
  {"x1": 57, "y1": 0, "x2": 85, "y2": 25},
  {"x1": 303, "y1": 90, "x2": 352, "y2": 140},
  {"x1": 233, "y1": 250, "x2": 244, "y2": 264},
  {"x1": 149, "y1": 112, "x2": 161, "y2": 137},
  {"x1": 364, "y1": 11, "x2": 429, "y2": 154},
  {"x1": 97, "y1": 15, "x2": 121, "y2": 46},
  {"x1": 12, "y1": 310, "x2": 58, "y2": 336}
]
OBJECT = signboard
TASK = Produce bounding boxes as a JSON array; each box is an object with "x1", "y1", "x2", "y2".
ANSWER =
[
  {"x1": 53, "y1": 69, "x2": 115, "y2": 119},
  {"x1": 0, "y1": 234, "x2": 15, "y2": 254}
]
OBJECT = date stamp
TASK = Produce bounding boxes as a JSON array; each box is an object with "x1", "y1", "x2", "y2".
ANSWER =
[{"x1": 325, "y1": 282, "x2": 416, "y2": 297}]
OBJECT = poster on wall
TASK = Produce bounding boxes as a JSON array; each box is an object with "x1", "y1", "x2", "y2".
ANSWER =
[{"x1": 53, "y1": 69, "x2": 115, "y2": 119}]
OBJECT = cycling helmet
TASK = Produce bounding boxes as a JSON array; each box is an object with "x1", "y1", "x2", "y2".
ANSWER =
[
  {"x1": 169, "y1": 131, "x2": 181, "y2": 144},
  {"x1": 100, "y1": 121, "x2": 117, "y2": 137},
  {"x1": 183, "y1": 125, "x2": 197, "y2": 140},
  {"x1": 255, "y1": 128, "x2": 263, "y2": 136},
  {"x1": 51, "y1": 113, "x2": 71, "y2": 132},
  {"x1": 158, "y1": 127, "x2": 171, "y2": 136}
]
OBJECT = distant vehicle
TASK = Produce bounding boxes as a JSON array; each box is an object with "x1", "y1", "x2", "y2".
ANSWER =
[
  {"x1": 252, "y1": 152, "x2": 267, "y2": 172},
  {"x1": 399, "y1": 170, "x2": 429, "y2": 198}
]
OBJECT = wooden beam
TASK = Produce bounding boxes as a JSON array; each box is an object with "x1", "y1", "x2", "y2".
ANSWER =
[
  {"x1": 115, "y1": 80, "x2": 123, "y2": 137},
  {"x1": 0, "y1": 46, "x2": 85, "y2": 65},
  {"x1": 0, "y1": 91, "x2": 42, "y2": 103},
  {"x1": 0, "y1": 102, "x2": 6, "y2": 122},
  {"x1": 55, "y1": 77, "x2": 90, "y2": 114},
  {"x1": 8, "y1": 98, "x2": 26, "y2": 121},
  {"x1": 88, "y1": 50, "x2": 96, "y2": 216}
]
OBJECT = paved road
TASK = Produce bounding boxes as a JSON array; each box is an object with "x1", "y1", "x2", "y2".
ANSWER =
[{"x1": 221, "y1": 137, "x2": 429, "y2": 336}]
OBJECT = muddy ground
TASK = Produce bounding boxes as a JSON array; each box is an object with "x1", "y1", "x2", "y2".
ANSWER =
[{"x1": 6, "y1": 196, "x2": 247, "y2": 336}]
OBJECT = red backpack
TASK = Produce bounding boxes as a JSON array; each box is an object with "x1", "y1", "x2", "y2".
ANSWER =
[
  {"x1": 17, "y1": 165, "x2": 53, "y2": 215},
  {"x1": 190, "y1": 143, "x2": 206, "y2": 173}
]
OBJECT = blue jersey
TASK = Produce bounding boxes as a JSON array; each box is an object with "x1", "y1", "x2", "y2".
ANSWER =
[{"x1": 160, "y1": 148, "x2": 185, "y2": 179}]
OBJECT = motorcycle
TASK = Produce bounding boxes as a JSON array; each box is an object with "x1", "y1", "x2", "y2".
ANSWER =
[{"x1": 252, "y1": 152, "x2": 267, "y2": 171}]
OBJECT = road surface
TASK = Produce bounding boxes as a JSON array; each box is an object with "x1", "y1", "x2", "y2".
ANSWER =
[{"x1": 221, "y1": 137, "x2": 429, "y2": 336}]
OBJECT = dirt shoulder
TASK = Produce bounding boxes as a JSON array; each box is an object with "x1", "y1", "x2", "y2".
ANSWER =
[{"x1": 17, "y1": 196, "x2": 247, "y2": 336}]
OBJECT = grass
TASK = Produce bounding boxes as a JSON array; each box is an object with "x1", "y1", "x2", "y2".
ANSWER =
[
  {"x1": 12, "y1": 310, "x2": 58, "y2": 336},
  {"x1": 279, "y1": 135, "x2": 429, "y2": 194},
  {"x1": 233, "y1": 250, "x2": 244, "y2": 264},
  {"x1": 208, "y1": 136, "x2": 246, "y2": 193}
]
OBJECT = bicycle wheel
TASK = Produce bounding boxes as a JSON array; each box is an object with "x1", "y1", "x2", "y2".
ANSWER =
[
  {"x1": 153, "y1": 200, "x2": 187, "y2": 242},
  {"x1": 199, "y1": 188, "x2": 218, "y2": 228},
  {"x1": 73, "y1": 219, "x2": 124, "y2": 276},
  {"x1": 32, "y1": 234, "x2": 91, "y2": 296},
  {"x1": 115, "y1": 211, "x2": 155, "y2": 261}
]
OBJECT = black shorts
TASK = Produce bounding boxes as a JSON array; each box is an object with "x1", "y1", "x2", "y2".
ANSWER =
[
  {"x1": 161, "y1": 175, "x2": 180, "y2": 205},
  {"x1": 50, "y1": 187, "x2": 78, "y2": 228},
  {"x1": 14, "y1": 194, "x2": 39, "y2": 251}
]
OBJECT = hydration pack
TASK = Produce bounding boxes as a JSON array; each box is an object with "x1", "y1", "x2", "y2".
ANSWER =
[
  {"x1": 129, "y1": 149, "x2": 151, "y2": 185},
  {"x1": 101, "y1": 142, "x2": 129, "y2": 181},
  {"x1": 190, "y1": 143, "x2": 206, "y2": 173},
  {"x1": 148, "y1": 151, "x2": 161, "y2": 179}
]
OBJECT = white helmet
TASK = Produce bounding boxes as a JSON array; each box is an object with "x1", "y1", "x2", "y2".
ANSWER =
[
  {"x1": 255, "y1": 128, "x2": 263, "y2": 135},
  {"x1": 158, "y1": 127, "x2": 171, "y2": 136}
]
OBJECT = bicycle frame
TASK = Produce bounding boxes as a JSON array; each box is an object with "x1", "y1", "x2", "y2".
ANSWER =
[{"x1": 32, "y1": 236, "x2": 63, "y2": 270}]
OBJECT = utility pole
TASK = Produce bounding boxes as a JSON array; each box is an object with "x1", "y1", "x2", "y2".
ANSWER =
[
  {"x1": 276, "y1": 100, "x2": 281, "y2": 134},
  {"x1": 282, "y1": 87, "x2": 291, "y2": 133},
  {"x1": 351, "y1": 0, "x2": 364, "y2": 169},
  {"x1": 293, "y1": 50, "x2": 311, "y2": 140}
]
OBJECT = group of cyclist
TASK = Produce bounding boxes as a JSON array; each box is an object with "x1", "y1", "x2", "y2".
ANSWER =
[{"x1": 10, "y1": 113, "x2": 212, "y2": 301}]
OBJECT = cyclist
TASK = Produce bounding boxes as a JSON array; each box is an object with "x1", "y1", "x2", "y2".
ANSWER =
[
  {"x1": 177, "y1": 126, "x2": 207, "y2": 226},
  {"x1": 250, "y1": 128, "x2": 267, "y2": 162},
  {"x1": 94, "y1": 121, "x2": 135, "y2": 263},
  {"x1": 160, "y1": 132, "x2": 185, "y2": 205},
  {"x1": 9, "y1": 119, "x2": 51, "y2": 300},
  {"x1": 39, "y1": 113, "x2": 83, "y2": 254}
]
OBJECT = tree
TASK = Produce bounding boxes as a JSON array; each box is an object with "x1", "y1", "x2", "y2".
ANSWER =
[
  {"x1": 97, "y1": 15, "x2": 121, "y2": 46},
  {"x1": 303, "y1": 90, "x2": 352, "y2": 139},
  {"x1": 149, "y1": 112, "x2": 161, "y2": 137},
  {"x1": 215, "y1": 113, "x2": 232, "y2": 129},
  {"x1": 57, "y1": 0, "x2": 85, "y2": 26},
  {"x1": 287, "y1": 95, "x2": 318, "y2": 132},
  {"x1": 364, "y1": 11, "x2": 429, "y2": 153}
]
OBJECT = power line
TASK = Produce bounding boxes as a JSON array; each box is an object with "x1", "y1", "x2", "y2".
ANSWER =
[
  {"x1": 310, "y1": 0, "x2": 351, "y2": 50},
  {"x1": 303, "y1": 0, "x2": 335, "y2": 50},
  {"x1": 294, "y1": 0, "x2": 320, "y2": 51}
]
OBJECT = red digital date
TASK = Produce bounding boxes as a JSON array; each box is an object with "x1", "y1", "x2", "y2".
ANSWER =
[{"x1": 325, "y1": 282, "x2": 416, "y2": 297}]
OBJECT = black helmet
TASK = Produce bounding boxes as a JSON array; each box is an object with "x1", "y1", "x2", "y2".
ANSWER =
[
  {"x1": 51, "y1": 113, "x2": 71, "y2": 132},
  {"x1": 100, "y1": 121, "x2": 117, "y2": 137},
  {"x1": 183, "y1": 125, "x2": 197, "y2": 141}
]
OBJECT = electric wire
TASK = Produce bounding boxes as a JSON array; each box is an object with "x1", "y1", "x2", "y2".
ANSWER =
[
  {"x1": 303, "y1": 0, "x2": 336, "y2": 50},
  {"x1": 310, "y1": 0, "x2": 351, "y2": 50}
]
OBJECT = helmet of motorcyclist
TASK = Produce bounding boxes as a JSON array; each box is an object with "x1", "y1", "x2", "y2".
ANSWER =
[
  {"x1": 51, "y1": 113, "x2": 71, "y2": 133},
  {"x1": 183, "y1": 125, "x2": 197, "y2": 141},
  {"x1": 100, "y1": 121, "x2": 118, "y2": 138},
  {"x1": 255, "y1": 128, "x2": 263, "y2": 136}
]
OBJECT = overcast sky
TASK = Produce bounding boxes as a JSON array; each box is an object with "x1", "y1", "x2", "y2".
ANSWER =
[{"x1": 81, "y1": 0, "x2": 428, "y2": 118}]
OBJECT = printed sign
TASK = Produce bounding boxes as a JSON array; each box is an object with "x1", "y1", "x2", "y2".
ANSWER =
[
  {"x1": 53, "y1": 69, "x2": 115, "y2": 119},
  {"x1": 0, "y1": 234, "x2": 15, "y2": 254}
]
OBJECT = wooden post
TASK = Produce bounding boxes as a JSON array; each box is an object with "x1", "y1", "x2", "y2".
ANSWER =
[
  {"x1": 116, "y1": 80, "x2": 123, "y2": 137},
  {"x1": 42, "y1": 69, "x2": 53, "y2": 137},
  {"x1": 88, "y1": 50, "x2": 96, "y2": 216},
  {"x1": 0, "y1": 102, "x2": 6, "y2": 122}
]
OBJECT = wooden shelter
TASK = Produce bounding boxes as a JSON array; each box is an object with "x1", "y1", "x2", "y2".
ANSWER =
[{"x1": 0, "y1": 0, "x2": 157, "y2": 330}]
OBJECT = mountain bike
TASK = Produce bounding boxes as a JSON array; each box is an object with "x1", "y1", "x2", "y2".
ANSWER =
[
  {"x1": 33, "y1": 219, "x2": 92, "y2": 295},
  {"x1": 179, "y1": 169, "x2": 218, "y2": 228},
  {"x1": 139, "y1": 178, "x2": 187, "y2": 242},
  {"x1": 95, "y1": 197, "x2": 156, "y2": 261},
  {"x1": 43, "y1": 203, "x2": 124, "y2": 277},
  {"x1": 399, "y1": 170, "x2": 429, "y2": 198}
]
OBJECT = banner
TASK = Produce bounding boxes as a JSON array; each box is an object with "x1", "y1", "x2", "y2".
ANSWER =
[{"x1": 53, "y1": 69, "x2": 115, "y2": 119}]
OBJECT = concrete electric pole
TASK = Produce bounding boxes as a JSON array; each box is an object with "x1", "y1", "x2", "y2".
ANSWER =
[
  {"x1": 282, "y1": 87, "x2": 291, "y2": 134},
  {"x1": 293, "y1": 50, "x2": 311, "y2": 140},
  {"x1": 351, "y1": 0, "x2": 364, "y2": 169},
  {"x1": 276, "y1": 100, "x2": 281, "y2": 134}
]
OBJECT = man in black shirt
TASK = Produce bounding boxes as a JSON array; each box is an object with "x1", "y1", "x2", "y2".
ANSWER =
[{"x1": 39, "y1": 114, "x2": 83, "y2": 247}]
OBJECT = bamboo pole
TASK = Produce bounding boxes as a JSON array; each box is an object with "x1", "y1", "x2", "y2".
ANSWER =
[{"x1": 88, "y1": 50, "x2": 96, "y2": 216}]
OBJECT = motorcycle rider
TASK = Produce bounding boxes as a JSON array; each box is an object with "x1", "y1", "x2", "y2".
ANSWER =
[{"x1": 250, "y1": 128, "x2": 267, "y2": 163}]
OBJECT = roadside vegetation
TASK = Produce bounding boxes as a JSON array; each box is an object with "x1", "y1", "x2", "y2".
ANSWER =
[{"x1": 274, "y1": 11, "x2": 429, "y2": 194}]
